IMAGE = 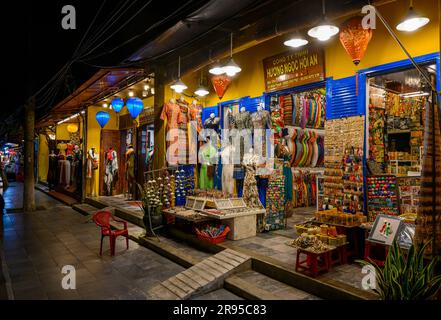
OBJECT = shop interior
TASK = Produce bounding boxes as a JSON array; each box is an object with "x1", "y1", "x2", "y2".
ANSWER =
[{"x1": 366, "y1": 64, "x2": 435, "y2": 221}]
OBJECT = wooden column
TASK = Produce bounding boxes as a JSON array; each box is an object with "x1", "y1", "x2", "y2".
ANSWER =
[
  {"x1": 81, "y1": 108, "x2": 87, "y2": 203},
  {"x1": 153, "y1": 66, "x2": 166, "y2": 171},
  {"x1": 23, "y1": 97, "x2": 36, "y2": 212}
]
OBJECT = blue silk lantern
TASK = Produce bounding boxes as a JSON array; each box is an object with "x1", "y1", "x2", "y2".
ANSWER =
[
  {"x1": 96, "y1": 111, "x2": 110, "y2": 128},
  {"x1": 126, "y1": 97, "x2": 143, "y2": 119},
  {"x1": 111, "y1": 97, "x2": 124, "y2": 113}
]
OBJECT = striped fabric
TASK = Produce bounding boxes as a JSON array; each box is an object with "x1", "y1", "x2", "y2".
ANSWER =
[{"x1": 282, "y1": 95, "x2": 293, "y2": 125}]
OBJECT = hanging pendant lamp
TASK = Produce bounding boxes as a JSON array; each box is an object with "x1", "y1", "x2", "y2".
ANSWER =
[
  {"x1": 96, "y1": 111, "x2": 110, "y2": 128},
  {"x1": 308, "y1": 0, "x2": 339, "y2": 41},
  {"x1": 396, "y1": 0, "x2": 430, "y2": 32},
  {"x1": 284, "y1": 31, "x2": 309, "y2": 48},
  {"x1": 126, "y1": 97, "x2": 144, "y2": 119},
  {"x1": 209, "y1": 61, "x2": 225, "y2": 75},
  {"x1": 170, "y1": 56, "x2": 188, "y2": 93},
  {"x1": 111, "y1": 97, "x2": 124, "y2": 113},
  {"x1": 222, "y1": 33, "x2": 241, "y2": 77}
]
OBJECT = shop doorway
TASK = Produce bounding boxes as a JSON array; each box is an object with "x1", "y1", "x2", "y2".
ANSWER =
[
  {"x1": 365, "y1": 62, "x2": 437, "y2": 217},
  {"x1": 99, "y1": 130, "x2": 123, "y2": 196}
]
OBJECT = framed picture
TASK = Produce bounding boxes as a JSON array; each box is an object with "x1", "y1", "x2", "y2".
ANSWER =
[
  {"x1": 193, "y1": 199, "x2": 206, "y2": 211},
  {"x1": 215, "y1": 199, "x2": 232, "y2": 209},
  {"x1": 368, "y1": 214, "x2": 403, "y2": 246},
  {"x1": 185, "y1": 197, "x2": 195, "y2": 209}
]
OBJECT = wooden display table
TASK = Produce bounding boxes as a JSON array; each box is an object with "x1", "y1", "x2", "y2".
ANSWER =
[
  {"x1": 311, "y1": 220, "x2": 362, "y2": 260},
  {"x1": 200, "y1": 209, "x2": 265, "y2": 240}
]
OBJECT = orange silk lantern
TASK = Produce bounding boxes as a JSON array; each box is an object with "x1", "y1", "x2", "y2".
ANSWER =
[
  {"x1": 339, "y1": 16, "x2": 373, "y2": 65},
  {"x1": 211, "y1": 74, "x2": 231, "y2": 99}
]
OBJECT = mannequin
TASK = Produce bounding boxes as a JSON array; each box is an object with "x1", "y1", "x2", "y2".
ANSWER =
[
  {"x1": 104, "y1": 147, "x2": 118, "y2": 196},
  {"x1": 279, "y1": 139, "x2": 293, "y2": 203},
  {"x1": 198, "y1": 137, "x2": 217, "y2": 190},
  {"x1": 125, "y1": 144, "x2": 136, "y2": 200},
  {"x1": 233, "y1": 107, "x2": 252, "y2": 161},
  {"x1": 221, "y1": 145, "x2": 235, "y2": 196},
  {"x1": 161, "y1": 98, "x2": 181, "y2": 165},
  {"x1": 242, "y1": 148, "x2": 261, "y2": 208},
  {"x1": 251, "y1": 103, "x2": 271, "y2": 158},
  {"x1": 87, "y1": 147, "x2": 98, "y2": 197}
]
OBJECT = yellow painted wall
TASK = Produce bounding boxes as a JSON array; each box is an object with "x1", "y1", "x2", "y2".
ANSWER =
[
  {"x1": 56, "y1": 122, "x2": 83, "y2": 141},
  {"x1": 86, "y1": 106, "x2": 119, "y2": 196},
  {"x1": 170, "y1": 0, "x2": 439, "y2": 107},
  {"x1": 37, "y1": 133, "x2": 49, "y2": 182}
]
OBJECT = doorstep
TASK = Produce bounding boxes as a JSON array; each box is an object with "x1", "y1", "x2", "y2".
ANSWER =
[{"x1": 35, "y1": 184, "x2": 78, "y2": 206}]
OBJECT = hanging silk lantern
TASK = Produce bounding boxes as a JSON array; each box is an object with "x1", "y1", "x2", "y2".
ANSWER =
[
  {"x1": 66, "y1": 123, "x2": 78, "y2": 133},
  {"x1": 211, "y1": 74, "x2": 231, "y2": 99},
  {"x1": 339, "y1": 16, "x2": 373, "y2": 65},
  {"x1": 126, "y1": 97, "x2": 144, "y2": 119},
  {"x1": 111, "y1": 97, "x2": 124, "y2": 113},
  {"x1": 96, "y1": 111, "x2": 110, "y2": 128}
]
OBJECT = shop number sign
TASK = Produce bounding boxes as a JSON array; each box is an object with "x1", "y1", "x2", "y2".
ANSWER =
[{"x1": 263, "y1": 47, "x2": 325, "y2": 92}]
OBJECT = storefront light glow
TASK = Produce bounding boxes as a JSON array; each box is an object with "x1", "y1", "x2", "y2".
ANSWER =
[
  {"x1": 194, "y1": 85, "x2": 209, "y2": 97},
  {"x1": 308, "y1": 24, "x2": 339, "y2": 41},
  {"x1": 110, "y1": 97, "x2": 124, "y2": 113},
  {"x1": 222, "y1": 58, "x2": 241, "y2": 77},
  {"x1": 151, "y1": 88, "x2": 155, "y2": 95},
  {"x1": 102, "y1": 102, "x2": 108, "y2": 108},
  {"x1": 284, "y1": 38, "x2": 309, "y2": 48},
  {"x1": 396, "y1": 9, "x2": 429, "y2": 31},
  {"x1": 126, "y1": 97, "x2": 144, "y2": 119},
  {"x1": 128, "y1": 90, "x2": 134, "y2": 97},
  {"x1": 95, "y1": 111, "x2": 110, "y2": 128},
  {"x1": 170, "y1": 78, "x2": 188, "y2": 93},
  {"x1": 143, "y1": 84, "x2": 149, "y2": 91},
  {"x1": 57, "y1": 112, "x2": 81, "y2": 125},
  {"x1": 67, "y1": 124, "x2": 78, "y2": 133}
]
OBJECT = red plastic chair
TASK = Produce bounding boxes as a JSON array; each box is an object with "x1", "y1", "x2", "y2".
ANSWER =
[{"x1": 92, "y1": 211, "x2": 129, "y2": 256}]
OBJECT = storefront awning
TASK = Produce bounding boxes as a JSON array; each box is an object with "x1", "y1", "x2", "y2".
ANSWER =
[{"x1": 36, "y1": 68, "x2": 145, "y2": 128}]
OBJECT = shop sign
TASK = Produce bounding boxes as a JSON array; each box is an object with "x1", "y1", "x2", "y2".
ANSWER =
[
  {"x1": 138, "y1": 106, "x2": 155, "y2": 125},
  {"x1": 263, "y1": 47, "x2": 325, "y2": 92}
]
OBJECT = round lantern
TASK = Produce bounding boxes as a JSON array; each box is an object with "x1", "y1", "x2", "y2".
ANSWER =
[
  {"x1": 96, "y1": 111, "x2": 110, "y2": 128},
  {"x1": 67, "y1": 123, "x2": 78, "y2": 133},
  {"x1": 126, "y1": 97, "x2": 143, "y2": 119},
  {"x1": 339, "y1": 16, "x2": 373, "y2": 65},
  {"x1": 111, "y1": 97, "x2": 124, "y2": 113}
]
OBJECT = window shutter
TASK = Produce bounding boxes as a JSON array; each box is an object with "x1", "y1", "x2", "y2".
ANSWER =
[{"x1": 327, "y1": 76, "x2": 361, "y2": 119}]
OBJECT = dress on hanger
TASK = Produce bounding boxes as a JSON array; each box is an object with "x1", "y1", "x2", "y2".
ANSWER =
[
  {"x1": 104, "y1": 148, "x2": 118, "y2": 196},
  {"x1": 221, "y1": 145, "x2": 235, "y2": 196},
  {"x1": 199, "y1": 143, "x2": 217, "y2": 190},
  {"x1": 251, "y1": 109, "x2": 271, "y2": 157}
]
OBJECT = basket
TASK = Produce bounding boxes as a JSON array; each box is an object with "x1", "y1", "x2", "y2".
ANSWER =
[{"x1": 195, "y1": 226, "x2": 230, "y2": 244}]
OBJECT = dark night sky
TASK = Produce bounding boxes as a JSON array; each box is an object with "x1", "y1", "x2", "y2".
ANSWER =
[{"x1": 2, "y1": 0, "x2": 209, "y2": 123}]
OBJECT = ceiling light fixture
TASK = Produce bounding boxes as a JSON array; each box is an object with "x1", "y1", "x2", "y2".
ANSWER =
[
  {"x1": 195, "y1": 85, "x2": 209, "y2": 97},
  {"x1": 170, "y1": 56, "x2": 188, "y2": 93},
  {"x1": 308, "y1": 0, "x2": 339, "y2": 41},
  {"x1": 396, "y1": 0, "x2": 430, "y2": 32},
  {"x1": 143, "y1": 84, "x2": 149, "y2": 91},
  {"x1": 284, "y1": 31, "x2": 309, "y2": 48},
  {"x1": 222, "y1": 33, "x2": 242, "y2": 77},
  {"x1": 208, "y1": 61, "x2": 224, "y2": 75}
]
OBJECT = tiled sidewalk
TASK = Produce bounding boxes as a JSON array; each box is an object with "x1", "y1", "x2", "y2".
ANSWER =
[{"x1": 0, "y1": 189, "x2": 202, "y2": 300}]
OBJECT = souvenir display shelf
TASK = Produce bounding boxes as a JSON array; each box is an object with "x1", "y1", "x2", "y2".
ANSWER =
[
  {"x1": 396, "y1": 176, "x2": 421, "y2": 215},
  {"x1": 367, "y1": 175, "x2": 399, "y2": 222}
]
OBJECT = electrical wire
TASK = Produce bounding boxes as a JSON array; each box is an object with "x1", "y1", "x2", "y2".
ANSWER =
[
  {"x1": 79, "y1": 0, "x2": 200, "y2": 63},
  {"x1": 78, "y1": 0, "x2": 153, "y2": 59}
]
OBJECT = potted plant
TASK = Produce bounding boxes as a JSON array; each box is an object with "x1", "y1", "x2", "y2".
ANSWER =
[
  {"x1": 137, "y1": 182, "x2": 164, "y2": 236},
  {"x1": 358, "y1": 240, "x2": 441, "y2": 300}
]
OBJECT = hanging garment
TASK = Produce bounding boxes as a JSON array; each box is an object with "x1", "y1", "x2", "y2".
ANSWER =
[
  {"x1": 221, "y1": 146, "x2": 235, "y2": 196},
  {"x1": 214, "y1": 155, "x2": 222, "y2": 191},
  {"x1": 47, "y1": 155, "x2": 58, "y2": 189},
  {"x1": 243, "y1": 164, "x2": 261, "y2": 208},
  {"x1": 251, "y1": 109, "x2": 271, "y2": 158},
  {"x1": 161, "y1": 102, "x2": 184, "y2": 165},
  {"x1": 282, "y1": 95, "x2": 293, "y2": 125},
  {"x1": 87, "y1": 149, "x2": 98, "y2": 179},
  {"x1": 311, "y1": 132, "x2": 320, "y2": 167},
  {"x1": 283, "y1": 153, "x2": 293, "y2": 202},
  {"x1": 199, "y1": 143, "x2": 217, "y2": 190},
  {"x1": 256, "y1": 176, "x2": 269, "y2": 208},
  {"x1": 125, "y1": 148, "x2": 135, "y2": 180},
  {"x1": 104, "y1": 149, "x2": 118, "y2": 196}
]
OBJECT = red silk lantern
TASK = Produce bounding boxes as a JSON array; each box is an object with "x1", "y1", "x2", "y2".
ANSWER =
[
  {"x1": 339, "y1": 16, "x2": 373, "y2": 65},
  {"x1": 211, "y1": 74, "x2": 231, "y2": 99}
]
